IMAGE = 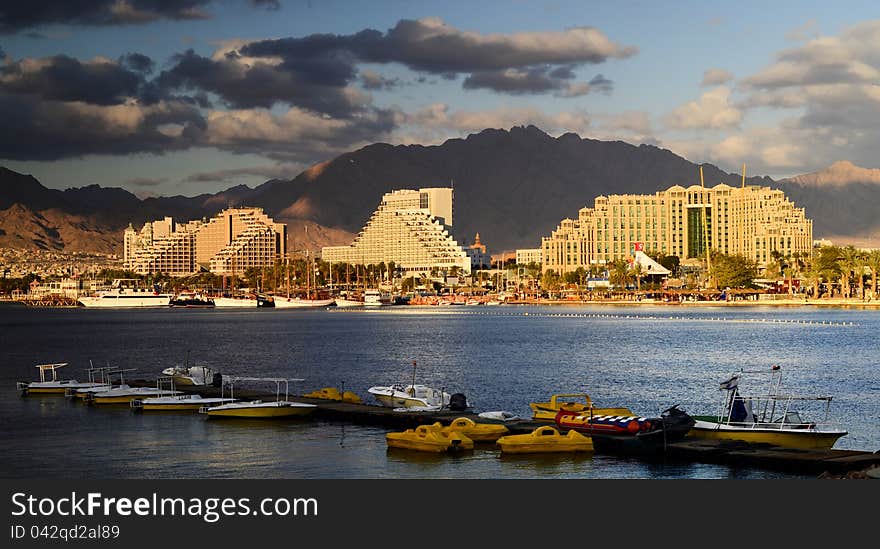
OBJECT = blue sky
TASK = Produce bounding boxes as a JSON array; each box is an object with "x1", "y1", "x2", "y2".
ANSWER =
[{"x1": 2, "y1": 0, "x2": 878, "y2": 195}]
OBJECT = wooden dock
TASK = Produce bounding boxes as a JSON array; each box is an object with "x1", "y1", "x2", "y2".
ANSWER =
[{"x1": 159, "y1": 383, "x2": 880, "y2": 476}]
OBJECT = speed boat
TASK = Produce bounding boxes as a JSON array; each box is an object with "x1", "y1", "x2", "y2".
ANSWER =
[
  {"x1": 161, "y1": 364, "x2": 218, "y2": 386},
  {"x1": 131, "y1": 394, "x2": 237, "y2": 412},
  {"x1": 368, "y1": 384, "x2": 453, "y2": 409},
  {"x1": 555, "y1": 404, "x2": 695, "y2": 454}
]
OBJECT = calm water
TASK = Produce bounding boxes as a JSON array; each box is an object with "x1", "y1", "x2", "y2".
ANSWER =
[{"x1": 1, "y1": 304, "x2": 877, "y2": 479}]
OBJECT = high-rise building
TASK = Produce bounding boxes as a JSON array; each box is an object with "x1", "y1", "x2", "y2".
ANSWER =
[
  {"x1": 321, "y1": 187, "x2": 471, "y2": 275},
  {"x1": 124, "y1": 208, "x2": 286, "y2": 276},
  {"x1": 542, "y1": 183, "x2": 813, "y2": 274}
]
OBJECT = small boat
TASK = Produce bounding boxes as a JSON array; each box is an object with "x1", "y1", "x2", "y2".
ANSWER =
[
  {"x1": 529, "y1": 393, "x2": 634, "y2": 421},
  {"x1": 133, "y1": 394, "x2": 237, "y2": 412},
  {"x1": 477, "y1": 411, "x2": 522, "y2": 423},
  {"x1": 169, "y1": 290, "x2": 215, "y2": 308},
  {"x1": 496, "y1": 426, "x2": 594, "y2": 454},
  {"x1": 68, "y1": 366, "x2": 137, "y2": 399},
  {"x1": 432, "y1": 417, "x2": 509, "y2": 442},
  {"x1": 89, "y1": 386, "x2": 183, "y2": 405},
  {"x1": 386, "y1": 424, "x2": 474, "y2": 453},
  {"x1": 363, "y1": 289, "x2": 386, "y2": 306},
  {"x1": 16, "y1": 363, "x2": 107, "y2": 395},
  {"x1": 333, "y1": 297, "x2": 364, "y2": 307},
  {"x1": 272, "y1": 296, "x2": 336, "y2": 308},
  {"x1": 302, "y1": 387, "x2": 362, "y2": 403},
  {"x1": 161, "y1": 355, "x2": 219, "y2": 387},
  {"x1": 369, "y1": 360, "x2": 460, "y2": 409},
  {"x1": 199, "y1": 377, "x2": 317, "y2": 418},
  {"x1": 555, "y1": 404, "x2": 695, "y2": 454},
  {"x1": 688, "y1": 366, "x2": 848, "y2": 450},
  {"x1": 212, "y1": 295, "x2": 259, "y2": 308}
]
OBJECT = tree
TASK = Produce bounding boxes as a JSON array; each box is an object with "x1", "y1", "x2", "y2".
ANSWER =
[
  {"x1": 629, "y1": 261, "x2": 644, "y2": 291},
  {"x1": 867, "y1": 250, "x2": 880, "y2": 300},
  {"x1": 710, "y1": 252, "x2": 758, "y2": 289},
  {"x1": 814, "y1": 246, "x2": 843, "y2": 297},
  {"x1": 608, "y1": 259, "x2": 632, "y2": 290}
]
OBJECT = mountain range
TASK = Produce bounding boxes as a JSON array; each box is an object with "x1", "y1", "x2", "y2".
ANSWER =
[{"x1": 1, "y1": 125, "x2": 879, "y2": 256}]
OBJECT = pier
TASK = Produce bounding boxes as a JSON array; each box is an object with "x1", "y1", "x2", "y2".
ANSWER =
[{"x1": 171, "y1": 382, "x2": 880, "y2": 477}]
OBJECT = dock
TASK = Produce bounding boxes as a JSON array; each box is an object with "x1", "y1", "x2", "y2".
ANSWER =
[{"x1": 166, "y1": 382, "x2": 880, "y2": 476}]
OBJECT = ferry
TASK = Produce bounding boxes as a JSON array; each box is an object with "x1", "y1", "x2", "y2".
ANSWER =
[{"x1": 78, "y1": 279, "x2": 172, "y2": 308}]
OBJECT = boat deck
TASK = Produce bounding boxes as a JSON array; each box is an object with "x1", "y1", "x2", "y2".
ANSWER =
[{"x1": 148, "y1": 382, "x2": 880, "y2": 476}]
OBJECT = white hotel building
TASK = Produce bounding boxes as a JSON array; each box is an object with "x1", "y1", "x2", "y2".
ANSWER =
[{"x1": 321, "y1": 187, "x2": 471, "y2": 275}]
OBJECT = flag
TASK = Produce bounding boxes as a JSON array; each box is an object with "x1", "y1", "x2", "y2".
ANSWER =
[{"x1": 719, "y1": 375, "x2": 739, "y2": 390}]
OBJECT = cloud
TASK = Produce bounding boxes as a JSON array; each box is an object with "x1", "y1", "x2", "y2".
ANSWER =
[
  {"x1": 120, "y1": 52, "x2": 154, "y2": 74},
  {"x1": 0, "y1": 1, "x2": 216, "y2": 33},
  {"x1": 126, "y1": 176, "x2": 167, "y2": 186},
  {"x1": 665, "y1": 86, "x2": 743, "y2": 130},
  {"x1": 183, "y1": 164, "x2": 302, "y2": 183},
  {"x1": 700, "y1": 68, "x2": 734, "y2": 87},
  {"x1": 359, "y1": 69, "x2": 399, "y2": 90},
  {"x1": 462, "y1": 66, "x2": 612, "y2": 97},
  {"x1": 785, "y1": 20, "x2": 819, "y2": 42}
]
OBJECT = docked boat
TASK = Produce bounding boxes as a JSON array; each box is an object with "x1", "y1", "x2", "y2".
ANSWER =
[
  {"x1": 161, "y1": 361, "x2": 219, "y2": 387},
  {"x1": 496, "y1": 426, "x2": 594, "y2": 454},
  {"x1": 78, "y1": 279, "x2": 172, "y2": 308},
  {"x1": 199, "y1": 377, "x2": 317, "y2": 418},
  {"x1": 555, "y1": 404, "x2": 695, "y2": 453},
  {"x1": 212, "y1": 293, "x2": 259, "y2": 307},
  {"x1": 272, "y1": 296, "x2": 336, "y2": 308},
  {"x1": 529, "y1": 393, "x2": 634, "y2": 421},
  {"x1": 67, "y1": 366, "x2": 137, "y2": 399},
  {"x1": 432, "y1": 417, "x2": 509, "y2": 442},
  {"x1": 89, "y1": 386, "x2": 182, "y2": 405},
  {"x1": 132, "y1": 393, "x2": 236, "y2": 412},
  {"x1": 169, "y1": 291, "x2": 215, "y2": 308},
  {"x1": 333, "y1": 294, "x2": 364, "y2": 307},
  {"x1": 302, "y1": 387, "x2": 362, "y2": 403},
  {"x1": 363, "y1": 289, "x2": 390, "y2": 306},
  {"x1": 368, "y1": 360, "x2": 462, "y2": 409},
  {"x1": 386, "y1": 424, "x2": 474, "y2": 453},
  {"x1": 688, "y1": 366, "x2": 848, "y2": 450},
  {"x1": 16, "y1": 363, "x2": 107, "y2": 395}
]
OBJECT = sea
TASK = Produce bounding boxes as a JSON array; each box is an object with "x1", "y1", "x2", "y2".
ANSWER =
[{"x1": 1, "y1": 303, "x2": 877, "y2": 479}]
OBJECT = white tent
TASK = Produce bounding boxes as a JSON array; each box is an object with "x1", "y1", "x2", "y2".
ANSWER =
[{"x1": 631, "y1": 251, "x2": 671, "y2": 276}]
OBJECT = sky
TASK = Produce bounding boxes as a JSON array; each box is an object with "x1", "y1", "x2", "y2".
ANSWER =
[{"x1": 1, "y1": 0, "x2": 879, "y2": 196}]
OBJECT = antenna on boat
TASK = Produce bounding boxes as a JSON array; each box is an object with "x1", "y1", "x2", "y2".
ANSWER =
[{"x1": 410, "y1": 360, "x2": 417, "y2": 396}]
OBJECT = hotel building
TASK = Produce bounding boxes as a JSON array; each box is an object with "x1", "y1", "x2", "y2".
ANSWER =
[
  {"x1": 321, "y1": 188, "x2": 471, "y2": 275},
  {"x1": 542, "y1": 183, "x2": 813, "y2": 274},
  {"x1": 124, "y1": 207, "x2": 286, "y2": 276}
]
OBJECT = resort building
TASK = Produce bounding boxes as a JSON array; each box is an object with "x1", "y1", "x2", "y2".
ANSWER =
[
  {"x1": 123, "y1": 207, "x2": 286, "y2": 276},
  {"x1": 516, "y1": 248, "x2": 542, "y2": 266},
  {"x1": 542, "y1": 183, "x2": 813, "y2": 274},
  {"x1": 321, "y1": 187, "x2": 471, "y2": 275},
  {"x1": 466, "y1": 233, "x2": 491, "y2": 270}
]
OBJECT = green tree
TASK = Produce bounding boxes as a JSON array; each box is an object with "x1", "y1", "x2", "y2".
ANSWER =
[
  {"x1": 711, "y1": 252, "x2": 758, "y2": 289},
  {"x1": 866, "y1": 250, "x2": 880, "y2": 300},
  {"x1": 608, "y1": 259, "x2": 633, "y2": 290}
]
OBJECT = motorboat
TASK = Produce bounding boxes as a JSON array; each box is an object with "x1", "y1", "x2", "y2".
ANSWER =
[
  {"x1": 555, "y1": 404, "x2": 695, "y2": 454},
  {"x1": 496, "y1": 426, "x2": 594, "y2": 454},
  {"x1": 67, "y1": 366, "x2": 137, "y2": 399},
  {"x1": 431, "y1": 417, "x2": 509, "y2": 442},
  {"x1": 529, "y1": 393, "x2": 634, "y2": 421},
  {"x1": 363, "y1": 289, "x2": 389, "y2": 306},
  {"x1": 199, "y1": 377, "x2": 317, "y2": 418},
  {"x1": 272, "y1": 296, "x2": 336, "y2": 308},
  {"x1": 302, "y1": 387, "x2": 362, "y2": 403},
  {"x1": 368, "y1": 360, "x2": 461, "y2": 409},
  {"x1": 161, "y1": 363, "x2": 218, "y2": 387},
  {"x1": 132, "y1": 394, "x2": 237, "y2": 412},
  {"x1": 78, "y1": 279, "x2": 172, "y2": 308},
  {"x1": 333, "y1": 296, "x2": 364, "y2": 307},
  {"x1": 688, "y1": 366, "x2": 848, "y2": 450},
  {"x1": 89, "y1": 386, "x2": 182, "y2": 405},
  {"x1": 169, "y1": 291, "x2": 215, "y2": 308},
  {"x1": 385, "y1": 424, "x2": 474, "y2": 453},
  {"x1": 212, "y1": 295, "x2": 259, "y2": 307},
  {"x1": 16, "y1": 363, "x2": 107, "y2": 395}
]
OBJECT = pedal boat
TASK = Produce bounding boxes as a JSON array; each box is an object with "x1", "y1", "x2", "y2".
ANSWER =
[
  {"x1": 529, "y1": 393, "x2": 634, "y2": 421},
  {"x1": 303, "y1": 387, "x2": 362, "y2": 403},
  {"x1": 430, "y1": 417, "x2": 509, "y2": 442},
  {"x1": 131, "y1": 394, "x2": 237, "y2": 412},
  {"x1": 496, "y1": 426, "x2": 594, "y2": 454},
  {"x1": 386, "y1": 424, "x2": 474, "y2": 453},
  {"x1": 17, "y1": 363, "x2": 106, "y2": 395}
]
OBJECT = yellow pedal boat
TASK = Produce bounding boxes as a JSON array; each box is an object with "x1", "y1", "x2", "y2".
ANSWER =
[
  {"x1": 430, "y1": 417, "x2": 509, "y2": 442},
  {"x1": 496, "y1": 426, "x2": 594, "y2": 454},
  {"x1": 386, "y1": 424, "x2": 474, "y2": 453},
  {"x1": 303, "y1": 387, "x2": 362, "y2": 403},
  {"x1": 529, "y1": 393, "x2": 634, "y2": 421}
]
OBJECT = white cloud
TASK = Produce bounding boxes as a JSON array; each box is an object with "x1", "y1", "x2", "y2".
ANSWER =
[
  {"x1": 700, "y1": 68, "x2": 734, "y2": 87},
  {"x1": 665, "y1": 86, "x2": 743, "y2": 130}
]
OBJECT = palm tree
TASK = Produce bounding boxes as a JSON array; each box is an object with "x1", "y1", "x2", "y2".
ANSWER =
[
  {"x1": 629, "y1": 261, "x2": 644, "y2": 291},
  {"x1": 609, "y1": 259, "x2": 632, "y2": 290},
  {"x1": 867, "y1": 250, "x2": 880, "y2": 301},
  {"x1": 838, "y1": 245, "x2": 860, "y2": 299}
]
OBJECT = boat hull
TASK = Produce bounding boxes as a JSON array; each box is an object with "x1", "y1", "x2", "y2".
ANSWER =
[
  {"x1": 272, "y1": 298, "x2": 335, "y2": 308},
  {"x1": 206, "y1": 406, "x2": 315, "y2": 418},
  {"x1": 386, "y1": 428, "x2": 474, "y2": 453},
  {"x1": 372, "y1": 393, "x2": 431, "y2": 408},
  {"x1": 78, "y1": 295, "x2": 172, "y2": 308},
  {"x1": 688, "y1": 420, "x2": 847, "y2": 450},
  {"x1": 496, "y1": 427, "x2": 594, "y2": 454}
]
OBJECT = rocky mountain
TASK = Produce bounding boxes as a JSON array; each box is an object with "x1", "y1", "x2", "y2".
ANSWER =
[{"x1": 1, "y1": 126, "x2": 878, "y2": 255}]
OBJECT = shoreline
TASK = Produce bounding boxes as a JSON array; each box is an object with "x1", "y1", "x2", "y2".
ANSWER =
[{"x1": 503, "y1": 298, "x2": 880, "y2": 309}]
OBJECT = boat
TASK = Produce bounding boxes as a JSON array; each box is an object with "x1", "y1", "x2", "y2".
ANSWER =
[
  {"x1": 89, "y1": 386, "x2": 182, "y2": 405},
  {"x1": 131, "y1": 378, "x2": 235, "y2": 411},
  {"x1": 67, "y1": 366, "x2": 137, "y2": 399},
  {"x1": 199, "y1": 377, "x2": 317, "y2": 418},
  {"x1": 256, "y1": 293, "x2": 275, "y2": 308},
  {"x1": 302, "y1": 387, "x2": 362, "y2": 403},
  {"x1": 529, "y1": 393, "x2": 634, "y2": 421},
  {"x1": 77, "y1": 279, "x2": 172, "y2": 308},
  {"x1": 687, "y1": 366, "x2": 848, "y2": 450},
  {"x1": 555, "y1": 404, "x2": 695, "y2": 453},
  {"x1": 363, "y1": 289, "x2": 385, "y2": 306},
  {"x1": 169, "y1": 290, "x2": 215, "y2": 308},
  {"x1": 212, "y1": 295, "x2": 259, "y2": 308},
  {"x1": 272, "y1": 296, "x2": 336, "y2": 308},
  {"x1": 385, "y1": 424, "x2": 474, "y2": 453},
  {"x1": 368, "y1": 360, "x2": 461, "y2": 409},
  {"x1": 477, "y1": 411, "x2": 522, "y2": 423},
  {"x1": 333, "y1": 293, "x2": 364, "y2": 307},
  {"x1": 496, "y1": 426, "x2": 594, "y2": 454},
  {"x1": 161, "y1": 354, "x2": 219, "y2": 386},
  {"x1": 431, "y1": 417, "x2": 509, "y2": 442},
  {"x1": 16, "y1": 363, "x2": 107, "y2": 395}
]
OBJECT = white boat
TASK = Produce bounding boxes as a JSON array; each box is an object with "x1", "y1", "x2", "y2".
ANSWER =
[
  {"x1": 16, "y1": 363, "x2": 107, "y2": 395},
  {"x1": 477, "y1": 411, "x2": 522, "y2": 422},
  {"x1": 368, "y1": 360, "x2": 457, "y2": 409},
  {"x1": 333, "y1": 293, "x2": 364, "y2": 307},
  {"x1": 363, "y1": 289, "x2": 384, "y2": 306},
  {"x1": 199, "y1": 377, "x2": 317, "y2": 418},
  {"x1": 212, "y1": 296, "x2": 259, "y2": 308},
  {"x1": 272, "y1": 296, "x2": 336, "y2": 308},
  {"x1": 67, "y1": 366, "x2": 137, "y2": 399},
  {"x1": 78, "y1": 279, "x2": 172, "y2": 308},
  {"x1": 161, "y1": 364, "x2": 217, "y2": 386},
  {"x1": 89, "y1": 386, "x2": 182, "y2": 405},
  {"x1": 132, "y1": 393, "x2": 237, "y2": 412},
  {"x1": 688, "y1": 366, "x2": 848, "y2": 450}
]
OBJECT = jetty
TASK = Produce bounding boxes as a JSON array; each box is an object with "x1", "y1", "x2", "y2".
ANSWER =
[{"x1": 172, "y1": 382, "x2": 879, "y2": 476}]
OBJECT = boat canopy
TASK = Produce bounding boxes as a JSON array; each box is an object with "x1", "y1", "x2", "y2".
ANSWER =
[{"x1": 35, "y1": 363, "x2": 69, "y2": 382}]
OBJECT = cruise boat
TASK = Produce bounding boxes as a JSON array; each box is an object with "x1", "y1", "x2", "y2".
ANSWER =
[
  {"x1": 16, "y1": 363, "x2": 107, "y2": 395},
  {"x1": 199, "y1": 377, "x2": 317, "y2": 418},
  {"x1": 688, "y1": 366, "x2": 848, "y2": 449},
  {"x1": 78, "y1": 279, "x2": 172, "y2": 308}
]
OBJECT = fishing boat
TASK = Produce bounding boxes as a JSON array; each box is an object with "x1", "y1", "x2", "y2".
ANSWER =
[
  {"x1": 199, "y1": 377, "x2": 317, "y2": 418},
  {"x1": 77, "y1": 279, "x2": 172, "y2": 308},
  {"x1": 688, "y1": 366, "x2": 848, "y2": 450},
  {"x1": 169, "y1": 290, "x2": 215, "y2": 308},
  {"x1": 555, "y1": 404, "x2": 695, "y2": 454},
  {"x1": 432, "y1": 417, "x2": 509, "y2": 442},
  {"x1": 368, "y1": 360, "x2": 459, "y2": 409},
  {"x1": 496, "y1": 426, "x2": 594, "y2": 454},
  {"x1": 386, "y1": 424, "x2": 474, "y2": 453},
  {"x1": 16, "y1": 363, "x2": 107, "y2": 395},
  {"x1": 67, "y1": 366, "x2": 137, "y2": 399},
  {"x1": 529, "y1": 393, "x2": 634, "y2": 421}
]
